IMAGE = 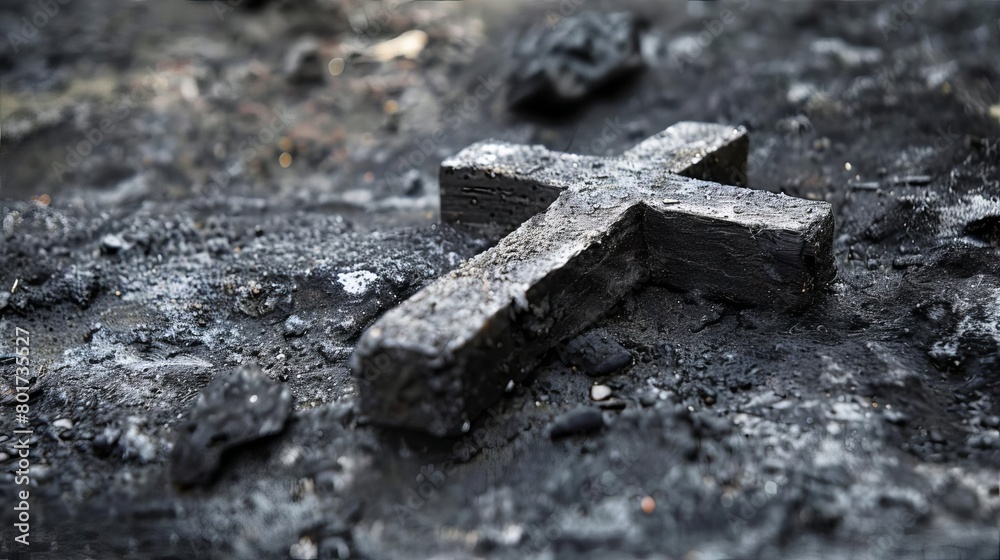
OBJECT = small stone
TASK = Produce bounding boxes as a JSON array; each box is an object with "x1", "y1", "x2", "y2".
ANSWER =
[
  {"x1": 941, "y1": 483, "x2": 980, "y2": 519},
  {"x1": 171, "y1": 365, "x2": 293, "y2": 487},
  {"x1": 53, "y1": 418, "x2": 74, "y2": 431},
  {"x1": 982, "y1": 415, "x2": 1000, "y2": 429},
  {"x1": 590, "y1": 384, "x2": 612, "y2": 401},
  {"x1": 640, "y1": 496, "x2": 656, "y2": 514},
  {"x1": 399, "y1": 169, "x2": 426, "y2": 197},
  {"x1": 285, "y1": 38, "x2": 325, "y2": 84},
  {"x1": 558, "y1": 329, "x2": 633, "y2": 377},
  {"x1": 549, "y1": 406, "x2": 604, "y2": 439},
  {"x1": 100, "y1": 233, "x2": 129, "y2": 254},
  {"x1": 366, "y1": 29, "x2": 428, "y2": 62}
]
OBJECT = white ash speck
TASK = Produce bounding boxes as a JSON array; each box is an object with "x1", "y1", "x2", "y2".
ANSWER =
[
  {"x1": 120, "y1": 417, "x2": 158, "y2": 464},
  {"x1": 280, "y1": 445, "x2": 302, "y2": 466},
  {"x1": 289, "y1": 536, "x2": 317, "y2": 560},
  {"x1": 337, "y1": 270, "x2": 379, "y2": 295}
]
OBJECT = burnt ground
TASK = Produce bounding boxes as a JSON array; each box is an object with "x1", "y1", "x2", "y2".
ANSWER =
[{"x1": 1, "y1": 1, "x2": 1000, "y2": 558}]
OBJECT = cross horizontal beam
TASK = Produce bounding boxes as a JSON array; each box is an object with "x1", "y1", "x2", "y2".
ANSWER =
[{"x1": 440, "y1": 122, "x2": 750, "y2": 240}]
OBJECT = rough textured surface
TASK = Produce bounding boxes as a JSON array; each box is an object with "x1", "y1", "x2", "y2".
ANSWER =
[
  {"x1": 171, "y1": 365, "x2": 293, "y2": 487},
  {"x1": 1, "y1": 2, "x2": 999, "y2": 559},
  {"x1": 506, "y1": 11, "x2": 645, "y2": 111},
  {"x1": 440, "y1": 121, "x2": 750, "y2": 239},
  {"x1": 356, "y1": 126, "x2": 835, "y2": 435}
]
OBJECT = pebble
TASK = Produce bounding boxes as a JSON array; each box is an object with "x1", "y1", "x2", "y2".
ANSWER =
[
  {"x1": 549, "y1": 406, "x2": 604, "y2": 439},
  {"x1": 641, "y1": 496, "x2": 656, "y2": 514},
  {"x1": 941, "y1": 483, "x2": 980, "y2": 519},
  {"x1": 367, "y1": 29, "x2": 428, "y2": 62},
  {"x1": 285, "y1": 38, "x2": 324, "y2": 84},
  {"x1": 100, "y1": 233, "x2": 129, "y2": 254},
  {"x1": 53, "y1": 418, "x2": 74, "y2": 431},
  {"x1": 590, "y1": 384, "x2": 612, "y2": 401}
]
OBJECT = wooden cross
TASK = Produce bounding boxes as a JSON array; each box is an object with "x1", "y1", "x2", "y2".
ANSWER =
[{"x1": 351, "y1": 122, "x2": 836, "y2": 436}]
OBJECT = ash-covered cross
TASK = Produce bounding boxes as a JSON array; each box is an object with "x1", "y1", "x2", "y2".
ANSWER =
[{"x1": 352, "y1": 122, "x2": 836, "y2": 436}]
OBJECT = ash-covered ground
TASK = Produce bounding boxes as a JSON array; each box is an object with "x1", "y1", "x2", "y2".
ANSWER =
[{"x1": 1, "y1": 1, "x2": 1000, "y2": 558}]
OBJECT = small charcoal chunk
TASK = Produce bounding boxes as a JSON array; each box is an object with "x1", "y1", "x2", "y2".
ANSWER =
[
  {"x1": 171, "y1": 365, "x2": 293, "y2": 487},
  {"x1": 550, "y1": 406, "x2": 605, "y2": 439},
  {"x1": 558, "y1": 329, "x2": 633, "y2": 377},
  {"x1": 507, "y1": 12, "x2": 644, "y2": 110}
]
